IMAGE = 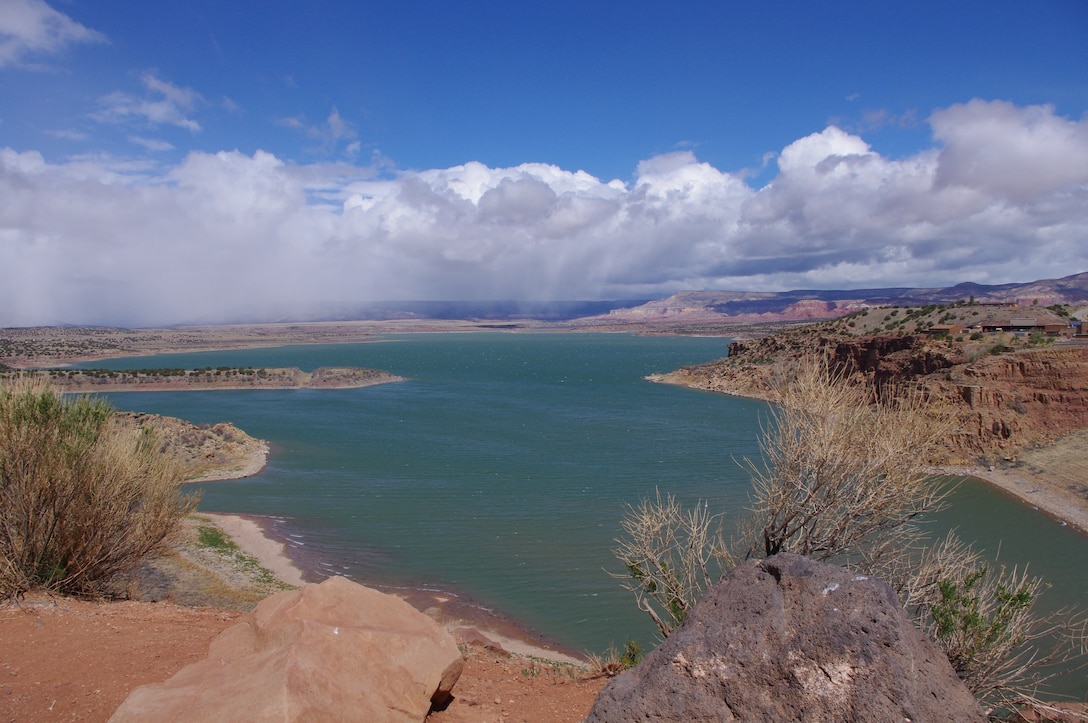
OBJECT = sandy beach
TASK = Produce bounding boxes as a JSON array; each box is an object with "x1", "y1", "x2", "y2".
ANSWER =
[
  {"x1": 196, "y1": 512, "x2": 307, "y2": 587},
  {"x1": 940, "y1": 465, "x2": 1087, "y2": 535},
  {"x1": 934, "y1": 428, "x2": 1088, "y2": 536}
]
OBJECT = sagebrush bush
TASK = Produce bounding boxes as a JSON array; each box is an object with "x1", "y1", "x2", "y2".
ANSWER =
[{"x1": 0, "y1": 378, "x2": 198, "y2": 597}]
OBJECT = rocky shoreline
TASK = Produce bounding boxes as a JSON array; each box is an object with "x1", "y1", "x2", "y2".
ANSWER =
[{"x1": 117, "y1": 412, "x2": 270, "y2": 483}]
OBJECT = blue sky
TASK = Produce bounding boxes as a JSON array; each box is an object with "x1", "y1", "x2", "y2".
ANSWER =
[{"x1": 1, "y1": 0, "x2": 1087, "y2": 325}]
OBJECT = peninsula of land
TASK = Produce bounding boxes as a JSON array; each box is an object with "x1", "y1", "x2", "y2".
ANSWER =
[{"x1": 24, "y1": 365, "x2": 405, "y2": 393}]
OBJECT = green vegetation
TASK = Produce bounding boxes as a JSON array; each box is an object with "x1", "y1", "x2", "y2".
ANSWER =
[
  {"x1": 0, "y1": 378, "x2": 198, "y2": 597},
  {"x1": 1047, "y1": 305, "x2": 1071, "y2": 319},
  {"x1": 520, "y1": 658, "x2": 581, "y2": 681},
  {"x1": 588, "y1": 640, "x2": 646, "y2": 677},
  {"x1": 930, "y1": 566, "x2": 1037, "y2": 691},
  {"x1": 0, "y1": 334, "x2": 124, "y2": 362},
  {"x1": 820, "y1": 302, "x2": 1076, "y2": 353},
  {"x1": 0, "y1": 366, "x2": 281, "y2": 388},
  {"x1": 196, "y1": 523, "x2": 235, "y2": 551},
  {"x1": 193, "y1": 521, "x2": 285, "y2": 589},
  {"x1": 1027, "y1": 331, "x2": 1054, "y2": 347},
  {"x1": 619, "y1": 639, "x2": 645, "y2": 668}
]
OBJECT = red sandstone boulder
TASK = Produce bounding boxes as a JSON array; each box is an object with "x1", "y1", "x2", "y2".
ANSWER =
[
  {"x1": 587, "y1": 553, "x2": 985, "y2": 722},
  {"x1": 111, "y1": 576, "x2": 463, "y2": 722}
]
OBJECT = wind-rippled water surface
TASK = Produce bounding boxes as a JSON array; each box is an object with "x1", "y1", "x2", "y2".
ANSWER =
[
  {"x1": 87, "y1": 333, "x2": 760, "y2": 650},
  {"x1": 83, "y1": 333, "x2": 1088, "y2": 683}
]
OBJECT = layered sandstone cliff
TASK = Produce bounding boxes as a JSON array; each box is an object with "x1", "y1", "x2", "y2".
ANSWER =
[{"x1": 656, "y1": 331, "x2": 1088, "y2": 466}]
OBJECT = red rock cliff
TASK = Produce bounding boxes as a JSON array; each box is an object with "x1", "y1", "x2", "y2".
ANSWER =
[{"x1": 660, "y1": 335, "x2": 1088, "y2": 465}]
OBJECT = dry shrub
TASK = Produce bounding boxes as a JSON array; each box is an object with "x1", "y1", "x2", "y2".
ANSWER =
[
  {"x1": 614, "y1": 355, "x2": 1086, "y2": 712},
  {"x1": 613, "y1": 490, "x2": 731, "y2": 637},
  {"x1": 738, "y1": 358, "x2": 954, "y2": 561},
  {"x1": 868, "y1": 529, "x2": 1088, "y2": 714},
  {"x1": 586, "y1": 640, "x2": 645, "y2": 677},
  {"x1": 0, "y1": 377, "x2": 199, "y2": 597}
]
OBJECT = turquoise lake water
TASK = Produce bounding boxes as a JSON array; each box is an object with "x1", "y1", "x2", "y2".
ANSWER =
[{"x1": 80, "y1": 332, "x2": 1087, "y2": 692}]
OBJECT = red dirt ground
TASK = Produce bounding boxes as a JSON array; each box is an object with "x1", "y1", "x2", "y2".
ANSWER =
[{"x1": 0, "y1": 593, "x2": 606, "y2": 723}]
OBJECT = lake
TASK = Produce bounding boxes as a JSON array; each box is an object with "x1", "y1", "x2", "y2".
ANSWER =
[{"x1": 80, "y1": 332, "x2": 1088, "y2": 692}]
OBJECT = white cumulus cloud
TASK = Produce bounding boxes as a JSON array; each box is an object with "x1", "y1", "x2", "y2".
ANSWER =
[
  {"x1": 0, "y1": 0, "x2": 105, "y2": 69},
  {"x1": 1, "y1": 99, "x2": 1086, "y2": 326},
  {"x1": 931, "y1": 99, "x2": 1088, "y2": 201}
]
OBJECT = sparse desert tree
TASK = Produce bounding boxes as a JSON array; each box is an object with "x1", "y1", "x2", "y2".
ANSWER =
[
  {"x1": 615, "y1": 359, "x2": 953, "y2": 634},
  {"x1": 0, "y1": 377, "x2": 198, "y2": 597}
]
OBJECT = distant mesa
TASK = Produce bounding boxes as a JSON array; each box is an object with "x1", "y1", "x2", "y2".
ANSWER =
[
  {"x1": 0, "y1": 273, "x2": 1085, "y2": 366},
  {"x1": 595, "y1": 270, "x2": 1088, "y2": 325},
  {"x1": 183, "y1": 271, "x2": 1088, "y2": 325}
]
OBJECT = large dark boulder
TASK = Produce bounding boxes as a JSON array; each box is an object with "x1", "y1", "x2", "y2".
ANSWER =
[{"x1": 588, "y1": 553, "x2": 984, "y2": 722}]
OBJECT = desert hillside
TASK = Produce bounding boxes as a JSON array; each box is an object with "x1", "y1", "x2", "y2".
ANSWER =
[{"x1": 655, "y1": 302, "x2": 1088, "y2": 460}]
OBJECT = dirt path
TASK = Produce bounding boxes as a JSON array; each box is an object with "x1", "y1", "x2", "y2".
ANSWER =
[{"x1": 0, "y1": 594, "x2": 606, "y2": 723}]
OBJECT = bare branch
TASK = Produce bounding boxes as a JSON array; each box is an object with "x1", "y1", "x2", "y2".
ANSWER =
[{"x1": 611, "y1": 490, "x2": 732, "y2": 637}]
